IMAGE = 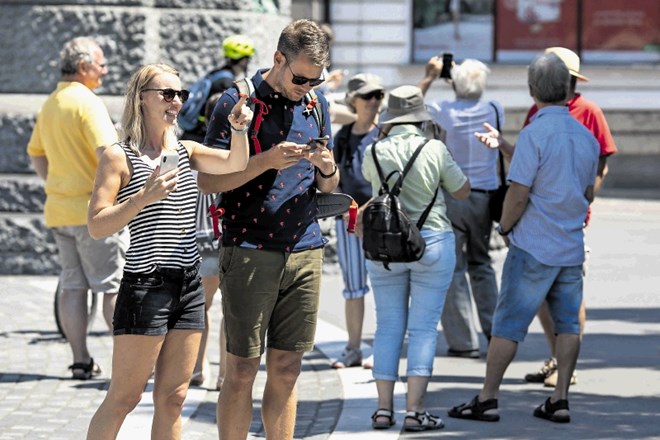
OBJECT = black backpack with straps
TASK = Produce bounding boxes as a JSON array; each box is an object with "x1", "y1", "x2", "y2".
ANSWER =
[
  {"x1": 209, "y1": 77, "x2": 345, "y2": 238},
  {"x1": 361, "y1": 138, "x2": 438, "y2": 270}
]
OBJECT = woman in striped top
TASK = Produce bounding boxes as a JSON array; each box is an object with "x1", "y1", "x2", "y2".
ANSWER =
[{"x1": 86, "y1": 63, "x2": 250, "y2": 440}]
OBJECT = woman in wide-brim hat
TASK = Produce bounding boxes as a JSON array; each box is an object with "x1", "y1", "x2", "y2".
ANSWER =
[{"x1": 361, "y1": 85, "x2": 471, "y2": 432}]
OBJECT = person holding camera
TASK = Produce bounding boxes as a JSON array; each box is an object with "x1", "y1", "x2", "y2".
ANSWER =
[{"x1": 419, "y1": 55, "x2": 504, "y2": 359}]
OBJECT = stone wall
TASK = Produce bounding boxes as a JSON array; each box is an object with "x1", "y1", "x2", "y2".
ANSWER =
[
  {"x1": 0, "y1": 0, "x2": 291, "y2": 95},
  {"x1": 0, "y1": 0, "x2": 292, "y2": 274}
]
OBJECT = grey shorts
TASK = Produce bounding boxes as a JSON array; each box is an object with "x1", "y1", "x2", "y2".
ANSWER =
[{"x1": 52, "y1": 225, "x2": 128, "y2": 294}]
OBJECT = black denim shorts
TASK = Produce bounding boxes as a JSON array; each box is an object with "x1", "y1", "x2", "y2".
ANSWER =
[{"x1": 113, "y1": 262, "x2": 205, "y2": 336}]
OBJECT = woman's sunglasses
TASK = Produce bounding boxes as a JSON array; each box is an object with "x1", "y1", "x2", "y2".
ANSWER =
[
  {"x1": 358, "y1": 91, "x2": 385, "y2": 100},
  {"x1": 282, "y1": 54, "x2": 325, "y2": 87},
  {"x1": 142, "y1": 88, "x2": 190, "y2": 103}
]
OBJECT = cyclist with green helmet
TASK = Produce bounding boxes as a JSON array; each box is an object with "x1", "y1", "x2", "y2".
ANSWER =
[
  {"x1": 180, "y1": 34, "x2": 255, "y2": 143},
  {"x1": 181, "y1": 34, "x2": 255, "y2": 391}
]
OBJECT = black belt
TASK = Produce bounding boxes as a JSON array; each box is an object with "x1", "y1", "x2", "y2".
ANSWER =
[
  {"x1": 153, "y1": 261, "x2": 201, "y2": 280},
  {"x1": 472, "y1": 188, "x2": 496, "y2": 195}
]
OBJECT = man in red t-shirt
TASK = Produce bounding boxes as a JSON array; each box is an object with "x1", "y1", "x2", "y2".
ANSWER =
[{"x1": 474, "y1": 47, "x2": 617, "y2": 387}]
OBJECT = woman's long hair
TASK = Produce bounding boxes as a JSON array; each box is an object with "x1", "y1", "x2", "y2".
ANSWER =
[{"x1": 121, "y1": 63, "x2": 180, "y2": 154}]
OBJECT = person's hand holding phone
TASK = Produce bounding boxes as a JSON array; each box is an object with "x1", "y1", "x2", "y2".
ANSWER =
[
  {"x1": 265, "y1": 141, "x2": 307, "y2": 170},
  {"x1": 439, "y1": 52, "x2": 454, "y2": 79},
  {"x1": 304, "y1": 136, "x2": 335, "y2": 176},
  {"x1": 140, "y1": 154, "x2": 179, "y2": 204}
]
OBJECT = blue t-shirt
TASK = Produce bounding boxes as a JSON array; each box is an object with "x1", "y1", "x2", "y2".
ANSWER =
[
  {"x1": 508, "y1": 105, "x2": 599, "y2": 267},
  {"x1": 429, "y1": 99, "x2": 504, "y2": 190},
  {"x1": 204, "y1": 69, "x2": 333, "y2": 252},
  {"x1": 333, "y1": 123, "x2": 378, "y2": 206}
]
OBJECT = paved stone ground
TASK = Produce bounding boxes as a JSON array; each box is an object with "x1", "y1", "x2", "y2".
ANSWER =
[
  {"x1": 1, "y1": 193, "x2": 659, "y2": 439},
  {"x1": 0, "y1": 276, "x2": 343, "y2": 440}
]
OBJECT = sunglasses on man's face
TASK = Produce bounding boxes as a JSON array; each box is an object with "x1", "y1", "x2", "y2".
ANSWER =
[
  {"x1": 282, "y1": 54, "x2": 325, "y2": 87},
  {"x1": 358, "y1": 91, "x2": 385, "y2": 101},
  {"x1": 142, "y1": 88, "x2": 190, "y2": 103}
]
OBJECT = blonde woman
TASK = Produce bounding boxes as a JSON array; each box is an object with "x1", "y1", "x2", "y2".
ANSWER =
[{"x1": 86, "y1": 63, "x2": 249, "y2": 439}]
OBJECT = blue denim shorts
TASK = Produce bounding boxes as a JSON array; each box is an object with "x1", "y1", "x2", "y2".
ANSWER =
[
  {"x1": 491, "y1": 245, "x2": 583, "y2": 343},
  {"x1": 113, "y1": 262, "x2": 205, "y2": 336}
]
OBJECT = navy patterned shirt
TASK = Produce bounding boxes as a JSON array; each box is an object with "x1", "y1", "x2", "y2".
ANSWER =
[{"x1": 204, "y1": 69, "x2": 333, "y2": 252}]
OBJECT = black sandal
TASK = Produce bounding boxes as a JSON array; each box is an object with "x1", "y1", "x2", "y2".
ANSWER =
[
  {"x1": 533, "y1": 397, "x2": 570, "y2": 423},
  {"x1": 448, "y1": 395, "x2": 500, "y2": 422},
  {"x1": 404, "y1": 410, "x2": 444, "y2": 431},
  {"x1": 371, "y1": 408, "x2": 395, "y2": 429},
  {"x1": 68, "y1": 358, "x2": 101, "y2": 380}
]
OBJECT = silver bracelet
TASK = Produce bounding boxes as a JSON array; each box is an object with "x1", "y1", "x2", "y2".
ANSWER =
[{"x1": 230, "y1": 125, "x2": 249, "y2": 135}]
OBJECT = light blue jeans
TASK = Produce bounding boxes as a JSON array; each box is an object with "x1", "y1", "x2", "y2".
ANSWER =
[{"x1": 367, "y1": 230, "x2": 456, "y2": 381}]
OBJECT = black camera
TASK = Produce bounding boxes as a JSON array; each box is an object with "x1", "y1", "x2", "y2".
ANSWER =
[{"x1": 440, "y1": 52, "x2": 454, "y2": 79}]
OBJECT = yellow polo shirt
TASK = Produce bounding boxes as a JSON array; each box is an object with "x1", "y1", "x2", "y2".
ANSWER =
[{"x1": 27, "y1": 81, "x2": 117, "y2": 227}]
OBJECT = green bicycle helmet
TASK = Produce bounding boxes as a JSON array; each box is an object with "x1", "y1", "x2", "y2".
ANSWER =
[{"x1": 223, "y1": 35, "x2": 255, "y2": 60}]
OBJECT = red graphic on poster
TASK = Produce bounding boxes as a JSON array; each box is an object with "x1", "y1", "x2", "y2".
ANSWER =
[
  {"x1": 497, "y1": 0, "x2": 578, "y2": 50},
  {"x1": 582, "y1": 0, "x2": 660, "y2": 51}
]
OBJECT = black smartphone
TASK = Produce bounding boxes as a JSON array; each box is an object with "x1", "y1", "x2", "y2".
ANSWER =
[
  {"x1": 307, "y1": 137, "x2": 327, "y2": 151},
  {"x1": 440, "y1": 52, "x2": 453, "y2": 79}
]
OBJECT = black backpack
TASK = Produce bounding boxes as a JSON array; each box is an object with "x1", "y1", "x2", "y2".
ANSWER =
[
  {"x1": 179, "y1": 69, "x2": 235, "y2": 132},
  {"x1": 362, "y1": 138, "x2": 438, "y2": 270}
]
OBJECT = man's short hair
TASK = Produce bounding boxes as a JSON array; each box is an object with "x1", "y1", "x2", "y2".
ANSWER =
[
  {"x1": 451, "y1": 59, "x2": 490, "y2": 100},
  {"x1": 60, "y1": 37, "x2": 100, "y2": 75},
  {"x1": 528, "y1": 53, "x2": 570, "y2": 104},
  {"x1": 277, "y1": 19, "x2": 330, "y2": 68}
]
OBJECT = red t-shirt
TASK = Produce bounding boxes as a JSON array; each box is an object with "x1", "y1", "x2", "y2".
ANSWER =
[
  {"x1": 524, "y1": 94, "x2": 617, "y2": 156},
  {"x1": 524, "y1": 94, "x2": 617, "y2": 226}
]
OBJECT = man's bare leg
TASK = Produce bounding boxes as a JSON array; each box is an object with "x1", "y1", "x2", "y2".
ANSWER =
[
  {"x1": 480, "y1": 336, "x2": 518, "y2": 404},
  {"x1": 217, "y1": 352, "x2": 261, "y2": 440},
  {"x1": 262, "y1": 348, "x2": 304, "y2": 440}
]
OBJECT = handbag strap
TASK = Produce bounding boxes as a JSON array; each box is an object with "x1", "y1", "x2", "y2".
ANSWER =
[{"x1": 489, "y1": 101, "x2": 506, "y2": 186}]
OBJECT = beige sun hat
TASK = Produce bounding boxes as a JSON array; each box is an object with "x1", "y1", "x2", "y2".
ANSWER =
[
  {"x1": 545, "y1": 47, "x2": 589, "y2": 82},
  {"x1": 345, "y1": 73, "x2": 384, "y2": 101},
  {"x1": 380, "y1": 85, "x2": 432, "y2": 125}
]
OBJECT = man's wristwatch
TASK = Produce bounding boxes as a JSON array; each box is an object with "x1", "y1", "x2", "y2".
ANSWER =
[{"x1": 496, "y1": 224, "x2": 511, "y2": 236}]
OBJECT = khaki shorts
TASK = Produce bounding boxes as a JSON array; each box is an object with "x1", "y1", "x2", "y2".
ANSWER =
[
  {"x1": 52, "y1": 225, "x2": 128, "y2": 294},
  {"x1": 219, "y1": 246, "x2": 323, "y2": 358}
]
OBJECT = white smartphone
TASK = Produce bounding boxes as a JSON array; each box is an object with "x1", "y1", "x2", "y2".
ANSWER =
[{"x1": 159, "y1": 151, "x2": 179, "y2": 175}]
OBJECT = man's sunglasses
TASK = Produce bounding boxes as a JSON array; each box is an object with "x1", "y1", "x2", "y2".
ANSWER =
[
  {"x1": 142, "y1": 88, "x2": 190, "y2": 103},
  {"x1": 282, "y1": 54, "x2": 325, "y2": 87},
  {"x1": 358, "y1": 91, "x2": 385, "y2": 100}
]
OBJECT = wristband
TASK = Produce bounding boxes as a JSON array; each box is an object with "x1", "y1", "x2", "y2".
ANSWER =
[
  {"x1": 230, "y1": 125, "x2": 249, "y2": 135},
  {"x1": 496, "y1": 224, "x2": 510, "y2": 236},
  {"x1": 317, "y1": 163, "x2": 338, "y2": 179}
]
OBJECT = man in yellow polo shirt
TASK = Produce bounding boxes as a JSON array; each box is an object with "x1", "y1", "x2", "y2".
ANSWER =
[{"x1": 27, "y1": 37, "x2": 127, "y2": 380}]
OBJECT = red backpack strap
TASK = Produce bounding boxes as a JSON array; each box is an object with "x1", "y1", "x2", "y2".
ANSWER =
[
  {"x1": 234, "y1": 78, "x2": 269, "y2": 154},
  {"x1": 346, "y1": 199, "x2": 358, "y2": 234},
  {"x1": 208, "y1": 203, "x2": 225, "y2": 239}
]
